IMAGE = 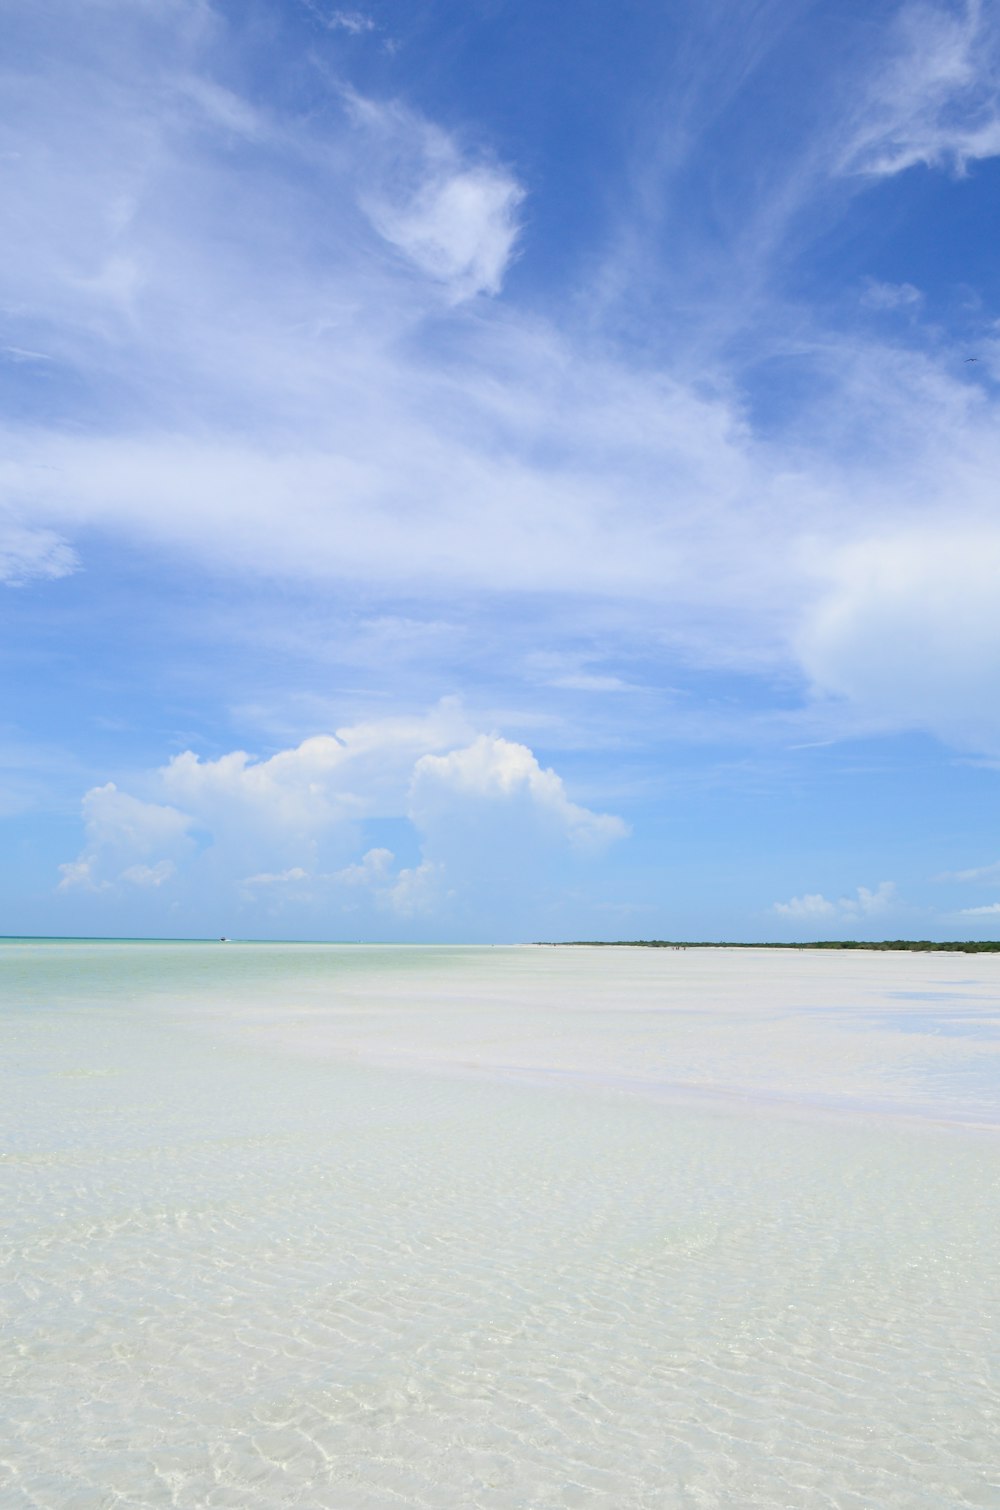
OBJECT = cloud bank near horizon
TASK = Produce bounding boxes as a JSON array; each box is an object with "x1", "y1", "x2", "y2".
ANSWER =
[{"x1": 57, "y1": 705, "x2": 627, "y2": 931}]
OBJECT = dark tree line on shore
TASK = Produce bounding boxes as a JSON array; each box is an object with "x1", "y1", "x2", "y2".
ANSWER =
[{"x1": 544, "y1": 940, "x2": 1000, "y2": 953}]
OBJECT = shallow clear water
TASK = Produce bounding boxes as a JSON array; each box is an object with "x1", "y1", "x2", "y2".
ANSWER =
[{"x1": 2, "y1": 942, "x2": 998, "y2": 1507}]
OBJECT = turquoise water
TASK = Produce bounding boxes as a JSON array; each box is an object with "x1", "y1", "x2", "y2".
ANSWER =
[{"x1": 2, "y1": 942, "x2": 998, "y2": 1506}]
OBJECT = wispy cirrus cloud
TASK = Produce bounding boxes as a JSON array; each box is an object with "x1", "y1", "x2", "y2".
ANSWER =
[
  {"x1": 344, "y1": 89, "x2": 525, "y2": 300},
  {"x1": 838, "y1": 0, "x2": 1000, "y2": 177},
  {"x1": 0, "y1": 521, "x2": 77, "y2": 585},
  {"x1": 241, "y1": 850, "x2": 442, "y2": 918},
  {"x1": 860, "y1": 279, "x2": 924, "y2": 311},
  {"x1": 936, "y1": 859, "x2": 1000, "y2": 883},
  {"x1": 327, "y1": 10, "x2": 376, "y2": 36},
  {"x1": 2, "y1": 0, "x2": 998, "y2": 685}
]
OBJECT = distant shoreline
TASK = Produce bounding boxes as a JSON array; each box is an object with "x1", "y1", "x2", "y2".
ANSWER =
[
  {"x1": 3, "y1": 936, "x2": 999, "y2": 953},
  {"x1": 540, "y1": 939, "x2": 1000, "y2": 953}
]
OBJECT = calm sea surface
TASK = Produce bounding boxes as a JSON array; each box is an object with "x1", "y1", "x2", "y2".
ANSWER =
[{"x1": 2, "y1": 942, "x2": 998, "y2": 1507}]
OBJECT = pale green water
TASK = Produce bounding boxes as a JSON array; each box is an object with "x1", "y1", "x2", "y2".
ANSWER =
[{"x1": 2, "y1": 942, "x2": 998, "y2": 1507}]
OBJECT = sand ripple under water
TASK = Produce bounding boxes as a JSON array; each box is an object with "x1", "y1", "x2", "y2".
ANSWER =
[{"x1": 2, "y1": 943, "x2": 998, "y2": 1507}]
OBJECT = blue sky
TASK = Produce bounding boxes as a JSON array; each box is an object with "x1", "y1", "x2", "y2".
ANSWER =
[{"x1": 4, "y1": 0, "x2": 1000, "y2": 941}]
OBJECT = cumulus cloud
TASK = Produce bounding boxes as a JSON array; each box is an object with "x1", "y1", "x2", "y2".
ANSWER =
[
  {"x1": 411, "y1": 735, "x2": 628, "y2": 853},
  {"x1": 58, "y1": 784, "x2": 194, "y2": 891},
  {"x1": 381, "y1": 860, "x2": 443, "y2": 918},
  {"x1": 56, "y1": 858, "x2": 108, "y2": 894},
  {"x1": 332, "y1": 848, "x2": 395, "y2": 886},
  {"x1": 774, "y1": 881, "x2": 897, "y2": 920},
  {"x1": 773, "y1": 892, "x2": 837, "y2": 920},
  {"x1": 160, "y1": 703, "x2": 471, "y2": 837},
  {"x1": 958, "y1": 901, "x2": 1000, "y2": 916},
  {"x1": 58, "y1": 710, "x2": 626, "y2": 925}
]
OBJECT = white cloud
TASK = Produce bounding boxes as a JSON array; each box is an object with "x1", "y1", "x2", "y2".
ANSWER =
[
  {"x1": 3, "y1": 86, "x2": 994, "y2": 749},
  {"x1": 958, "y1": 901, "x2": 1000, "y2": 915},
  {"x1": 381, "y1": 860, "x2": 443, "y2": 918},
  {"x1": 775, "y1": 881, "x2": 897, "y2": 921},
  {"x1": 549, "y1": 673, "x2": 634, "y2": 692},
  {"x1": 525, "y1": 652, "x2": 638, "y2": 693},
  {"x1": 338, "y1": 89, "x2": 525, "y2": 300},
  {"x1": 0, "y1": 520, "x2": 77, "y2": 585},
  {"x1": 1, "y1": 345, "x2": 52, "y2": 364},
  {"x1": 176, "y1": 76, "x2": 267, "y2": 141},
  {"x1": 349, "y1": 90, "x2": 525, "y2": 300},
  {"x1": 851, "y1": 882, "x2": 897, "y2": 916},
  {"x1": 300, "y1": 2, "x2": 376, "y2": 33},
  {"x1": 160, "y1": 703, "x2": 472, "y2": 837},
  {"x1": 56, "y1": 858, "x2": 108, "y2": 894},
  {"x1": 368, "y1": 163, "x2": 524, "y2": 300},
  {"x1": 120, "y1": 860, "x2": 176, "y2": 888},
  {"x1": 0, "y1": 5, "x2": 963, "y2": 641},
  {"x1": 242, "y1": 866, "x2": 310, "y2": 887},
  {"x1": 58, "y1": 783, "x2": 193, "y2": 890},
  {"x1": 8, "y1": 0, "x2": 1000, "y2": 777},
  {"x1": 860, "y1": 279, "x2": 923, "y2": 311},
  {"x1": 938, "y1": 859, "x2": 1000, "y2": 883},
  {"x1": 411, "y1": 735, "x2": 629, "y2": 852},
  {"x1": 328, "y1": 10, "x2": 377, "y2": 36},
  {"x1": 839, "y1": 1, "x2": 1000, "y2": 177},
  {"x1": 333, "y1": 847, "x2": 395, "y2": 886},
  {"x1": 0, "y1": 367, "x2": 768, "y2": 608},
  {"x1": 238, "y1": 849, "x2": 440, "y2": 917},
  {"x1": 797, "y1": 531, "x2": 1000, "y2": 752},
  {"x1": 58, "y1": 712, "x2": 626, "y2": 922},
  {"x1": 773, "y1": 892, "x2": 837, "y2": 920}
]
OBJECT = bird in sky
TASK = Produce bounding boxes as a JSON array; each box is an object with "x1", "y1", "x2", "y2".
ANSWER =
[{"x1": 965, "y1": 356, "x2": 979, "y2": 362}]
